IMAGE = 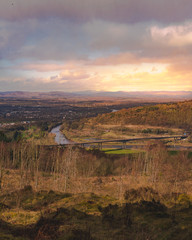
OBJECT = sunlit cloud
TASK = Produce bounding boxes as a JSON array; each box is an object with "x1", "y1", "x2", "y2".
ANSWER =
[
  {"x1": 47, "y1": 69, "x2": 90, "y2": 83},
  {"x1": 151, "y1": 22, "x2": 192, "y2": 46}
]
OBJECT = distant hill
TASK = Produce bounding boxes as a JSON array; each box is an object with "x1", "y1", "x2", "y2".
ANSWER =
[
  {"x1": 0, "y1": 91, "x2": 192, "y2": 101},
  {"x1": 0, "y1": 91, "x2": 77, "y2": 99},
  {"x1": 77, "y1": 90, "x2": 192, "y2": 100},
  {"x1": 92, "y1": 100, "x2": 192, "y2": 130}
]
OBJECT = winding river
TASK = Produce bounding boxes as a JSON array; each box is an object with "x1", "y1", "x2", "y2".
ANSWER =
[{"x1": 51, "y1": 125, "x2": 71, "y2": 144}]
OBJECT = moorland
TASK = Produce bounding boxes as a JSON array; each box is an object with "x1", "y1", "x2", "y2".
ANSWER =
[{"x1": 0, "y1": 92, "x2": 191, "y2": 240}]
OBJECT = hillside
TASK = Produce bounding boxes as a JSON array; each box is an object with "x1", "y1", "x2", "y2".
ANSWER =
[{"x1": 91, "y1": 100, "x2": 192, "y2": 130}]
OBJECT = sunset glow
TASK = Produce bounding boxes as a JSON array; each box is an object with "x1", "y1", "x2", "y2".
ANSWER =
[{"x1": 0, "y1": 0, "x2": 192, "y2": 92}]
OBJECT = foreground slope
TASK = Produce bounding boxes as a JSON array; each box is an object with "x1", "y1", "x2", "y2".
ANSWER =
[{"x1": 0, "y1": 186, "x2": 192, "y2": 240}]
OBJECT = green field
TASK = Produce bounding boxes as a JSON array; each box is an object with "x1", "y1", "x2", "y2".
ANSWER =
[
  {"x1": 101, "y1": 148, "x2": 192, "y2": 156},
  {"x1": 102, "y1": 148, "x2": 144, "y2": 154}
]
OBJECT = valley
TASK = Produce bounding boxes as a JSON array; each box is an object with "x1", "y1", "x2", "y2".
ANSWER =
[{"x1": 0, "y1": 94, "x2": 191, "y2": 240}]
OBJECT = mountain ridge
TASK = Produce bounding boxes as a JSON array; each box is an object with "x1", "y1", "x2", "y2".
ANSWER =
[{"x1": 0, "y1": 91, "x2": 192, "y2": 100}]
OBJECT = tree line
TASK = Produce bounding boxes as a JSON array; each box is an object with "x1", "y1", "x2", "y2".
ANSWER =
[{"x1": 0, "y1": 141, "x2": 191, "y2": 197}]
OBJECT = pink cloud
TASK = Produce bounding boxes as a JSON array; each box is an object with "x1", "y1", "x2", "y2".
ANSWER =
[
  {"x1": 89, "y1": 52, "x2": 171, "y2": 66},
  {"x1": 59, "y1": 70, "x2": 90, "y2": 80},
  {"x1": 47, "y1": 69, "x2": 90, "y2": 83},
  {"x1": 18, "y1": 63, "x2": 66, "y2": 72},
  {"x1": 151, "y1": 23, "x2": 192, "y2": 46},
  {"x1": 90, "y1": 53, "x2": 141, "y2": 65}
]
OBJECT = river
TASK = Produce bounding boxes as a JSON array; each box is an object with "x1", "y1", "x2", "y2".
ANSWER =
[{"x1": 51, "y1": 125, "x2": 72, "y2": 144}]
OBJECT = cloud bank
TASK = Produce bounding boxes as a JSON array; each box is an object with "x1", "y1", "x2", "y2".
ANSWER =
[{"x1": 0, "y1": 0, "x2": 192, "y2": 91}]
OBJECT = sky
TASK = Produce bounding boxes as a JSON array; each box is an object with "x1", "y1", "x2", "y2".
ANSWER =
[{"x1": 0, "y1": 0, "x2": 192, "y2": 92}]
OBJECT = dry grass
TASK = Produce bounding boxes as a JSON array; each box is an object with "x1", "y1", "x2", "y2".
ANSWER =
[
  {"x1": 1, "y1": 170, "x2": 192, "y2": 202},
  {"x1": 1, "y1": 209, "x2": 40, "y2": 225},
  {"x1": 63, "y1": 123, "x2": 184, "y2": 143}
]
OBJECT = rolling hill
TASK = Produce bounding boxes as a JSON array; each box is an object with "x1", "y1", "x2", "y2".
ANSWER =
[{"x1": 92, "y1": 100, "x2": 192, "y2": 130}]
